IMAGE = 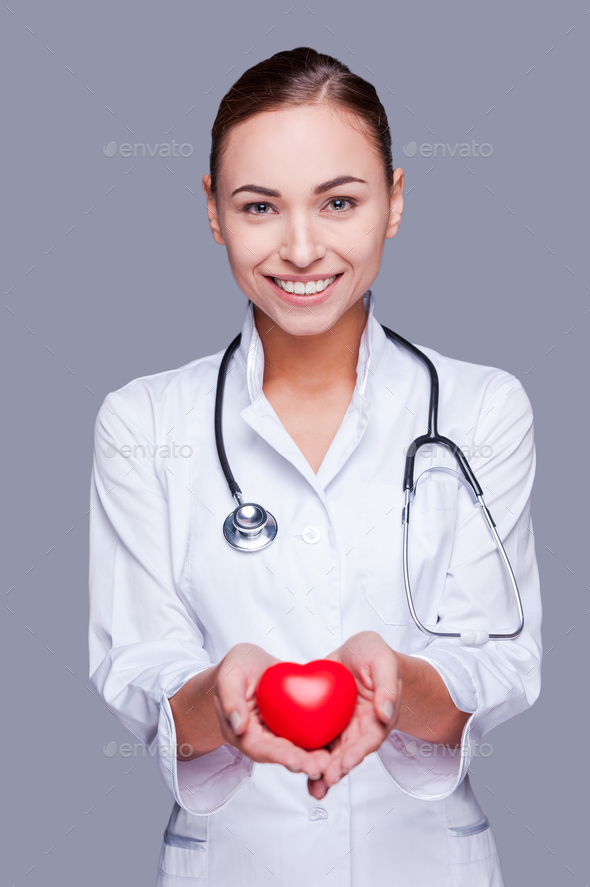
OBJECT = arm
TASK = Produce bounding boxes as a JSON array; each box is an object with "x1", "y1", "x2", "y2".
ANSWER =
[
  {"x1": 169, "y1": 664, "x2": 224, "y2": 759},
  {"x1": 89, "y1": 390, "x2": 252, "y2": 815},
  {"x1": 91, "y1": 389, "x2": 330, "y2": 802},
  {"x1": 393, "y1": 651, "x2": 470, "y2": 746},
  {"x1": 377, "y1": 376, "x2": 541, "y2": 800},
  {"x1": 312, "y1": 375, "x2": 541, "y2": 800}
]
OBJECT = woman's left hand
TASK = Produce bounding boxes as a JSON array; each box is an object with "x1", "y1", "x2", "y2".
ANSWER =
[{"x1": 308, "y1": 631, "x2": 400, "y2": 800}]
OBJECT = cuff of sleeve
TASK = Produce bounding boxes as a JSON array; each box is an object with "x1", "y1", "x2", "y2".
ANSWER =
[
  {"x1": 151, "y1": 665, "x2": 255, "y2": 815},
  {"x1": 376, "y1": 649, "x2": 480, "y2": 801}
]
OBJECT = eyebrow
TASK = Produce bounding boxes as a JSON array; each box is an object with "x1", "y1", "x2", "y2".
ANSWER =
[{"x1": 230, "y1": 176, "x2": 368, "y2": 198}]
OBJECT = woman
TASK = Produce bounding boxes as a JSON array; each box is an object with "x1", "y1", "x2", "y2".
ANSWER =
[{"x1": 89, "y1": 47, "x2": 542, "y2": 886}]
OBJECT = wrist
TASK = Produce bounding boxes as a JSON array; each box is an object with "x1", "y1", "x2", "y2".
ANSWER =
[
  {"x1": 170, "y1": 664, "x2": 226, "y2": 759},
  {"x1": 392, "y1": 653, "x2": 467, "y2": 745}
]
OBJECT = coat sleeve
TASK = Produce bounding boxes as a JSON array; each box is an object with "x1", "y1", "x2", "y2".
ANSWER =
[
  {"x1": 377, "y1": 375, "x2": 542, "y2": 799},
  {"x1": 88, "y1": 390, "x2": 254, "y2": 815}
]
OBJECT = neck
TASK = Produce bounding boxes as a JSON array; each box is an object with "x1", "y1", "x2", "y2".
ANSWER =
[{"x1": 253, "y1": 296, "x2": 369, "y2": 395}]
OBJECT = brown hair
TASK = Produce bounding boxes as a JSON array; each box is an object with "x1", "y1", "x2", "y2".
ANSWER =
[{"x1": 209, "y1": 46, "x2": 393, "y2": 195}]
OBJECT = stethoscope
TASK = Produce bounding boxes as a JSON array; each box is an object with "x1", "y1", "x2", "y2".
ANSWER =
[{"x1": 214, "y1": 325, "x2": 525, "y2": 646}]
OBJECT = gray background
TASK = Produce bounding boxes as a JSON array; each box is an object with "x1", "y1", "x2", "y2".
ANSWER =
[{"x1": 2, "y1": 0, "x2": 588, "y2": 884}]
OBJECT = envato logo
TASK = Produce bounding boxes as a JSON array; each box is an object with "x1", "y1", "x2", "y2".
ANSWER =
[
  {"x1": 402, "y1": 442, "x2": 494, "y2": 459},
  {"x1": 403, "y1": 140, "x2": 493, "y2": 159},
  {"x1": 103, "y1": 140, "x2": 193, "y2": 158},
  {"x1": 103, "y1": 740, "x2": 193, "y2": 759},
  {"x1": 103, "y1": 441, "x2": 194, "y2": 459},
  {"x1": 403, "y1": 740, "x2": 493, "y2": 759}
]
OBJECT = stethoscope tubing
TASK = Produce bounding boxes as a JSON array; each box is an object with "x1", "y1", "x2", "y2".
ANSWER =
[
  {"x1": 214, "y1": 332, "x2": 244, "y2": 506},
  {"x1": 214, "y1": 323, "x2": 525, "y2": 644}
]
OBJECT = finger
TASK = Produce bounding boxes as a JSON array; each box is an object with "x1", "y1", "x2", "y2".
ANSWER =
[
  {"x1": 306, "y1": 746, "x2": 332, "y2": 774},
  {"x1": 322, "y1": 649, "x2": 341, "y2": 664},
  {"x1": 237, "y1": 727, "x2": 324, "y2": 777},
  {"x1": 287, "y1": 745, "x2": 330, "y2": 779},
  {"x1": 308, "y1": 775, "x2": 330, "y2": 799},
  {"x1": 212, "y1": 693, "x2": 245, "y2": 748},
  {"x1": 235, "y1": 728, "x2": 295, "y2": 766},
  {"x1": 372, "y1": 657, "x2": 402, "y2": 726},
  {"x1": 374, "y1": 683, "x2": 400, "y2": 726},
  {"x1": 214, "y1": 664, "x2": 251, "y2": 737},
  {"x1": 323, "y1": 723, "x2": 385, "y2": 785},
  {"x1": 281, "y1": 746, "x2": 331, "y2": 780}
]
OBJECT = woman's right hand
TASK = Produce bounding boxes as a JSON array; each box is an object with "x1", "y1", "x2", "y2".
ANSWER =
[{"x1": 213, "y1": 643, "x2": 331, "y2": 782}]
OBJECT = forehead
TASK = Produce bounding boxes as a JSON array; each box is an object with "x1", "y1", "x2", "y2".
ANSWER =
[{"x1": 219, "y1": 104, "x2": 382, "y2": 195}]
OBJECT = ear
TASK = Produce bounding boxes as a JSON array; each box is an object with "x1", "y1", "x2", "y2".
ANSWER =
[
  {"x1": 385, "y1": 167, "x2": 404, "y2": 239},
  {"x1": 202, "y1": 174, "x2": 226, "y2": 245}
]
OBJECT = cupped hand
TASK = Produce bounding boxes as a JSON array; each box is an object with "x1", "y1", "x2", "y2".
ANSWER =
[
  {"x1": 213, "y1": 643, "x2": 331, "y2": 785},
  {"x1": 308, "y1": 631, "x2": 401, "y2": 800}
]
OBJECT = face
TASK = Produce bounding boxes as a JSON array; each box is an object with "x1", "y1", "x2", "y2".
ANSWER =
[{"x1": 202, "y1": 103, "x2": 404, "y2": 337}]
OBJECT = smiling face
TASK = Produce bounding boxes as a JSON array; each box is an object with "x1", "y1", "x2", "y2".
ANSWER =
[{"x1": 202, "y1": 103, "x2": 404, "y2": 337}]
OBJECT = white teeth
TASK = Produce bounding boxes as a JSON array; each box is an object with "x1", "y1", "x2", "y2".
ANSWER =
[{"x1": 273, "y1": 275, "x2": 337, "y2": 295}]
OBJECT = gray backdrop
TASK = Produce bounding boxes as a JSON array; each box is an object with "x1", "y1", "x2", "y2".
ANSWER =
[{"x1": 2, "y1": 0, "x2": 588, "y2": 884}]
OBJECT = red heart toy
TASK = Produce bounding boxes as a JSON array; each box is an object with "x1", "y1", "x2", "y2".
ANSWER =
[{"x1": 255, "y1": 660, "x2": 357, "y2": 750}]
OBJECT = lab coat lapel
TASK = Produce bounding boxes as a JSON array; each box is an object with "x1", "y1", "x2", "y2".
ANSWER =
[
  {"x1": 239, "y1": 394, "x2": 329, "y2": 504},
  {"x1": 315, "y1": 391, "x2": 371, "y2": 488}
]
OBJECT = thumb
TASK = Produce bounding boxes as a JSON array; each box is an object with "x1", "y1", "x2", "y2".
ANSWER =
[
  {"x1": 372, "y1": 660, "x2": 401, "y2": 727},
  {"x1": 215, "y1": 661, "x2": 251, "y2": 736}
]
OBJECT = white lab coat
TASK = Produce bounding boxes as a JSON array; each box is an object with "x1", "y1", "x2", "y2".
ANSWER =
[{"x1": 88, "y1": 290, "x2": 542, "y2": 886}]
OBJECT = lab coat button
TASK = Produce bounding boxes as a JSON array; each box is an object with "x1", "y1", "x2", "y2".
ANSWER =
[
  {"x1": 308, "y1": 806, "x2": 329, "y2": 821},
  {"x1": 302, "y1": 525, "x2": 321, "y2": 544}
]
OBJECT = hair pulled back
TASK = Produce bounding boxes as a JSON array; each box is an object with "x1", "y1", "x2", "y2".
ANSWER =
[{"x1": 209, "y1": 46, "x2": 393, "y2": 194}]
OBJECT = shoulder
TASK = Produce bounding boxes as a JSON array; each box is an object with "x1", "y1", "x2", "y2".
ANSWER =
[
  {"x1": 379, "y1": 329, "x2": 535, "y2": 443},
  {"x1": 93, "y1": 347, "x2": 226, "y2": 440},
  {"x1": 410, "y1": 341, "x2": 533, "y2": 421},
  {"x1": 412, "y1": 341, "x2": 514, "y2": 397},
  {"x1": 410, "y1": 343, "x2": 535, "y2": 457}
]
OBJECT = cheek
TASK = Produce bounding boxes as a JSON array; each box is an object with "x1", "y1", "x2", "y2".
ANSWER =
[
  {"x1": 337, "y1": 204, "x2": 388, "y2": 252},
  {"x1": 224, "y1": 237, "x2": 259, "y2": 275},
  {"x1": 349, "y1": 224, "x2": 386, "y2": 269},
  {"x1": 227, "y1": 216, "x2": 281, "y2": 262}
]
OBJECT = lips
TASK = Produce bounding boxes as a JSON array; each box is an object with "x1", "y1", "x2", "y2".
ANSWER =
[{"x1": 265, "y1": 272, "x2": 343, "y2": 306}]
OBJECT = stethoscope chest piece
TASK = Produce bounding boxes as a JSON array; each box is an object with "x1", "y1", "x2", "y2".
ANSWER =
[{"x1": 223, "y1": 502, "x2": 278, "y2": 552}]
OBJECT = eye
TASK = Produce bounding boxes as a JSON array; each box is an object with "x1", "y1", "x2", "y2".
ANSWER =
[
  {"x1": 324, "y1": 197, "x2": 356, "y2": 213},
  {"x1": 243, "y1": 202, "x2": 277, "y2": 215}
]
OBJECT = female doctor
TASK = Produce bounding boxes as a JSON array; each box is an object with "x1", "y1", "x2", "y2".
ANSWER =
[{"x1": 88, "y1": 47, "x2": 542, "y2": 886}]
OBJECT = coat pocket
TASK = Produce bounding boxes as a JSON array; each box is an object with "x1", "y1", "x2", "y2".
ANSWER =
[
  {"x1": 157, "y1": 803, "x2": 208, "y2": 885},
  {"x1": 447, "y1": 818, "x2": 503, "y2": 886}
]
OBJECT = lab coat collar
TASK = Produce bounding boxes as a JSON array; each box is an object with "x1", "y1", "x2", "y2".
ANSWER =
[
  {"x1": 232, "y1": 291, "x2": 389, "y2": 495},
  {"x1": 234, "y1": 289, "x2": 389, "y2": 402}
]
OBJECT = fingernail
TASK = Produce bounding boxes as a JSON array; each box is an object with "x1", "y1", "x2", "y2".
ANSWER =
[
  {"x1": 309, "y1": 773, "x2": 322, "y2": 781},
  {"x1": 229, "y1": 711, "x2": 242, "y2": 732},
  {"x1": 287, "y1": 764, "x2": 302, "y2": 773},
  {"x1": 383, "y1": 700, "x2": 394, "y2": 721},
  {"x1": 342, "y1": 768, "x2": 350, "y2": 775}
]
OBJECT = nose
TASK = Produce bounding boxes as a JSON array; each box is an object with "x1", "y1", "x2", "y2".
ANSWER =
[{"x1": 278, "y1": 213, "x2": 326, "y2": 268}]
